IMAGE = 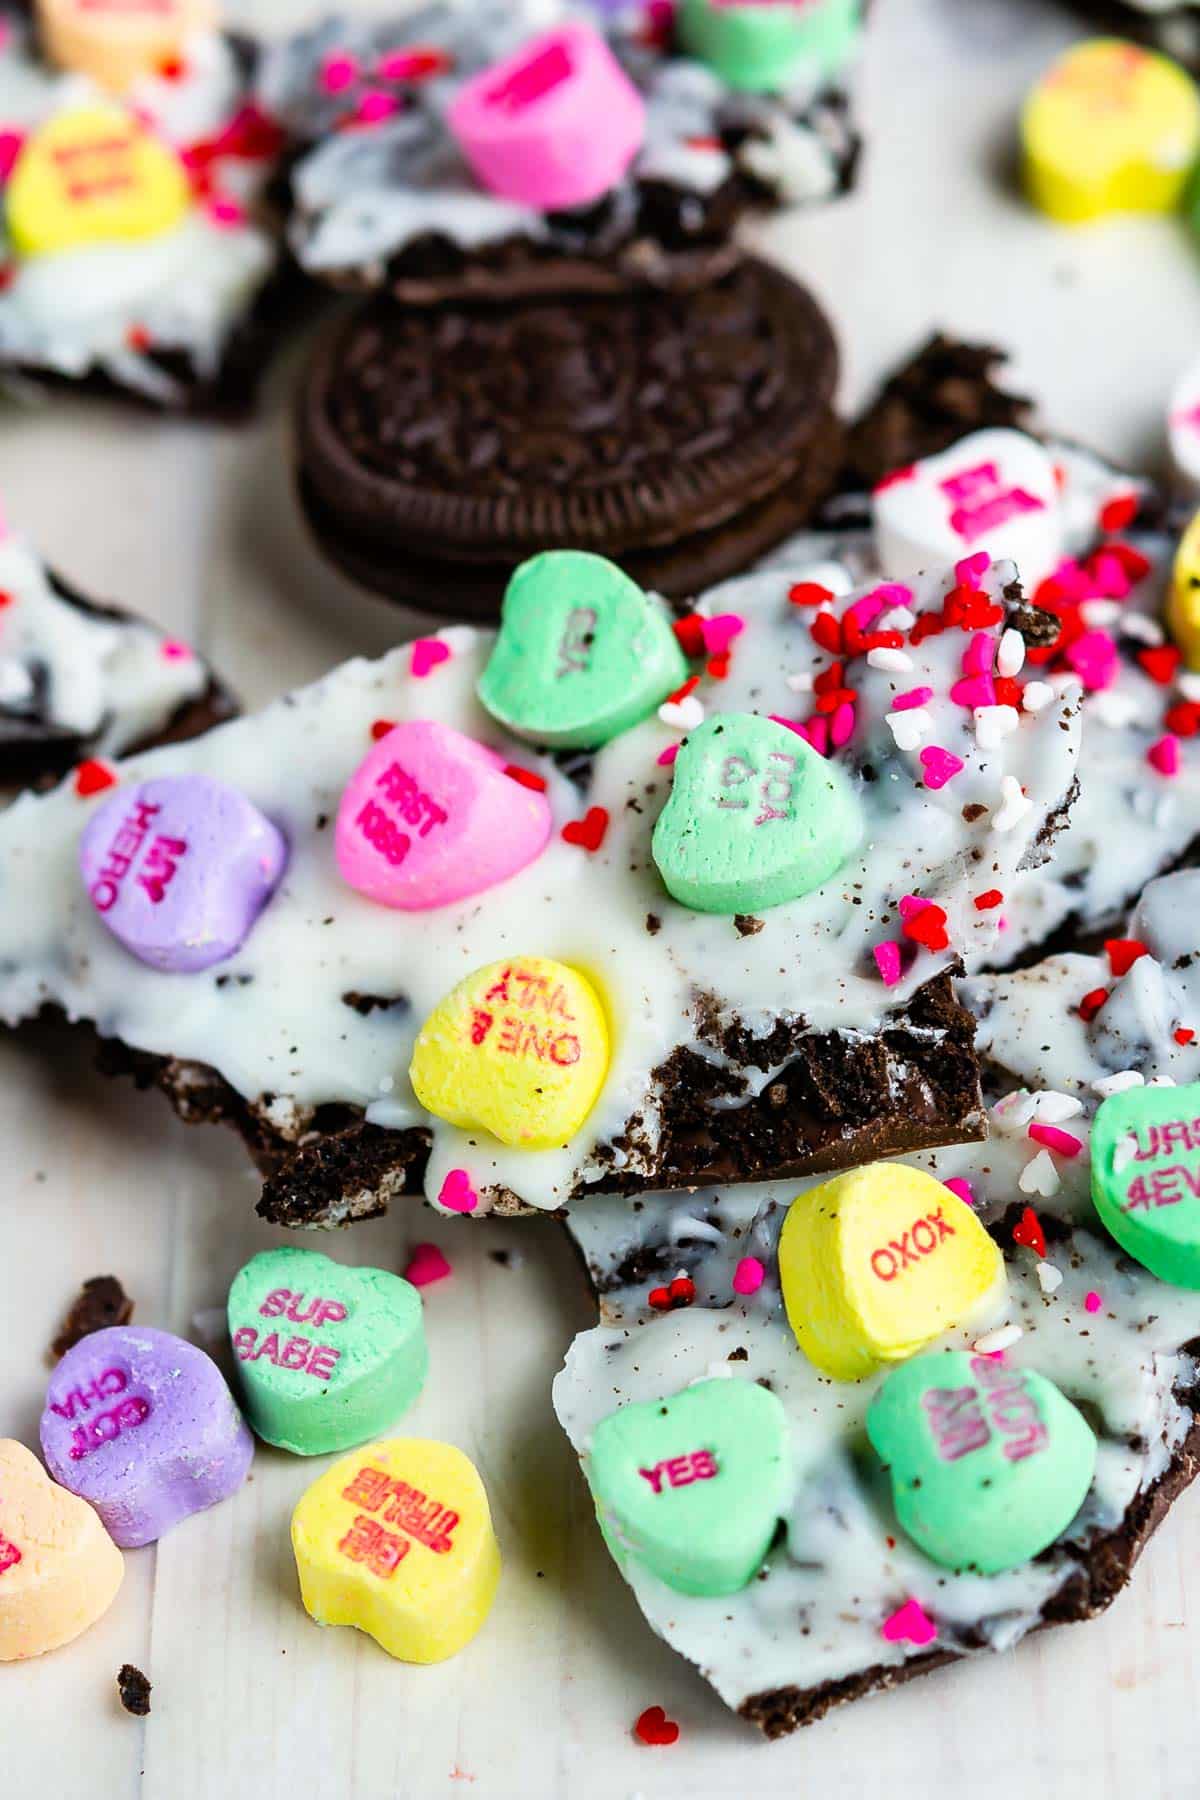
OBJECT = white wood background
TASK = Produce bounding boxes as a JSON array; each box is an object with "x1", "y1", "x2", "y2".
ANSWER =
[{"x1": 3, "y1": 1, "x2": 1200, "y2": 1794}]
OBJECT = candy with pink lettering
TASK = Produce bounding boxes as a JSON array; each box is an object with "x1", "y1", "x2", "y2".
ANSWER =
[
  {"x1": 1092, "y1": 1080, "x2": 1200, "y2": 1287},
  {"x1": 40, "y1": 1326, "x2": 253, "y2": 1548},
  {"x1": 677, "y1": 0, "x2": 862, "y2": 93},
  {"x1": 866, "y1": 1351, "x2": 1096, "y2": 1573},
  {"x1": 1168, "y1": 354, "x2": 1200, "y2": 495},
  {"x1": 227, "y1": 1247, "x2": 427, "y2": 1456},
  {"x1": 79, "y1": 773, "x2": 287, "y2": 973}
]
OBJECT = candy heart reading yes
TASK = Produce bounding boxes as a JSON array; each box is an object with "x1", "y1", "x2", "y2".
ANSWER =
[
  {"x1": 410, "y1": 956, "x2": 609, "y2": 1151},
  {"x1": 7, "y1": 104, "x2": 191, "y2": 258},
  {"x1": 1168, "y1": 509, "x2": 1200, "y2": 672},
  {"x1": 79, "y1": 772, "x2": 288, "y2": 972},
  {"x1": 0, "y1": 1439, "x2": 123, "y2": 1661},
  {"x1": 476, "y1": 553, "x2": 688, "y2": 751},
  {"x1": 40, "y1": 1326, "x2": 253, "y2": 1548},
  {"x1": 228, "y1": 1248, "x2": 428, "y2": 1457},
  {"x1": 36, "y1": 0, "x2": 217, "y2": 94},
  {"x1": 677, "y1": 0, "x2": 861, "y2": 93},
  {"x1": 291, "y1": 1438, "x2": 501, "y2": 1663},
  {"x1": 779, "y1": 1164, "x2": 1007, "y2": 1381},
  {"x1": 866, "y1": 1351, "x2": 1096, "y2": 1573},
  {"x1": 651, "y1": 712, "x2": 862, "y2": 914},
  {"x1": 1091, "y1": 1080, "x2": 1200, "y2": 1286},
  {"x1": 587, "y1": 1379, "x2": 790, "y2": 1597}
]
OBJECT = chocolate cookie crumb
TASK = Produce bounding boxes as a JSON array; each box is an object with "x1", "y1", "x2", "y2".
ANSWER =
[
  {"x1": 734, "y1": 914, "x2": 765, "y2": 937},
  {"x1": 51, "y1": 1276, "x2": 133, "y2": 1362},
  {"x1": 645, "y1": 914, "x2": 662, "y2": 936},
  {"x1": 117, "y1": 1664, "x2": 152, "y2": 1716}
]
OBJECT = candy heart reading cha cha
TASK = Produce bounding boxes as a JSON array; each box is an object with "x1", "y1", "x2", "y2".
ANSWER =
[
  {"x1": 677, "y1": 0, "x2": 861, "y2": 93},
  {"x1": 587, "y1": 1379, "x2": 790, "y2": 1597},
  {"x1": 291, "y1": 1438, "x2": 501, "y2": 1663},
  {"x1": 1091, "y1": 1080, "x2": 1200, "y2": 1287},
  {"x1": 36, "y1": 0, "x2": 217, "y2": 94},
  {"x1": 7, "y1": 104, "x2": 192, "y2": 258},
  {"x1": 873, "y1": 430, "x2": 1062, "y2": 587},
  {"x1": 0, "y1": 1439, "x2": 124, "y2": 1660},
  {"x1": 866, "y1": 1351, "x2": 1096, "y2": 1573},
  {"x1": 476, "y1": 553, "x2": 688, "y2": 752},
  {"x1": 228, "y1": 1247, "x2": 428, "y2": 1457},
  {"x1": 651, "y1": 712, "x2": 862, "y2": 914}
]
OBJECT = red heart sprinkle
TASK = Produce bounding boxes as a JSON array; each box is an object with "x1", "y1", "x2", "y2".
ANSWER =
[
  {"x1": 787, "y1": 581, "x2": 834, "y2": 608},
  {"x1": 562, "y1": 806, "x2": 609, "y2": 853},
  {"x1": 73, "y1": 759, "x2": 118, "y2": 798},
  {"x1": 1176, "y1": 1027, "x2": 1195, "y2": 1047},
  {"x1": 1078, "y1": 987, "x2": 1109, "y2": 1022},
  {"x1": 1138, "y1": 646, "x2": 1182, "y2": 686},
  {"x1": 810, "y1": 611, "x2": 842, "y2": 654},
  {"x1": 370, "y1": 718, "x2": 396, "y2": 740},
  {"x1": 667, "y1": 1275, "x2": 695, "y2": 1307},
  {"x1": 504, "y1": 764, "x2": 547, "y2": 792},
  {"x1": 902, "y1": 903, "x2": 949, "y2": 952},
  {"x1": 672, "y1": 614, "x2": 706, "y2": 658},
  {"x1": 1099, "y1": 493, "x2": 1139, "y2": 534},
  {"x1": 1105, "y1": 938, "x2": 1148, "y2": 978},
  {"x1": 1012, "y1": 1205, "x2": 1046, "y2": 1258},
  {"x1": 1166, "y1": 701, "x2": 1200, "y2": 738},
  {"x1": 634, "y1": 1706, "x2": 680, "y2": 1747}
]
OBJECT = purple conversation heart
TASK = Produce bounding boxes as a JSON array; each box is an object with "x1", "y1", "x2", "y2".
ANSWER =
[
  {"x1": 40, "y1": 1326, "x2": 254, "y2": 1548},
  {"x1": 79, "y1": 773, "x2": 288, "y2": 973}
]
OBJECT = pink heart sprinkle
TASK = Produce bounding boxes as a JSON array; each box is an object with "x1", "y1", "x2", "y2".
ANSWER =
[
  {"x1": 961, "y1": 631, "x2": 996, "y2": 677},
  {"x1": 0, "y1": 129, "x2": 23, "y2": 182},
  {"x1": 356, "y1": 89, "x2": 399, "y2": 124},
  {"x1": 1064, "y1": 630, "x2": 1119, "y2": 692},
  {"x1": 656, "y1": 743, "x2": 679, "y2": 767},
  {"x1": 319, "y1": 51, "x2": 359, "y2": 94},
  {"x1": 207, "y1": 194, "x2": 246, "y2": 228},
  {"x1": 160, "y1": 639, "x2": 192, "y2": 661},
  {"x1": 898, "y1": 894, "x2": 930, "y2": 919},
  {"x1": 891, "y1": 686, "x2": 933, "y2": 713},
  {"x1": 881, "y1": 1599, "x2": 937, "y2": 1647},
  {"x1": 1089, "y1": 550, "x2": 1131, "y2": 599},
  {"x1": 732, "y1": 1256, "x2": 765, "y2": 1296},
  {"x1": 867, "y1": 581, "x2": 915, "y2": 611},
  {"x1": 949, "y1": 673, "x2": 995, "y2": 709},
  {"x1": 700, "y1": 613, "x2": 745, "y2": 655},
  {"x1": 1148, "y1": 734, "x2": 1181, "y2": 778},
  {"x1": 874, "y1": 941, "x2": 904, "y2": 986},
  {"x1": 403, "y1": 1242, "x2": 452, "y2": 1288},
  {"x1": 1028, "y1": 1122, "x2": 1083, "y2": 1158},
  {"x1": 954, "y1": 552, "x2": 991, "y2": 590},
  {"x1": 438, "y1": 1169, "x2": 478, "y2": 1213},
  {"x1": 943, "y1": 1177, "x2": 976, "y2": 1207},
  {"x1": 919, "y1": 746, "x2": 964, "y2": 790},
  {"x1": 410, "y1": 638, "x2": 451, "y2": 679},
  {"x1": 1084, "y1": 1291, "x2": 1102, "y2": 1315},
  {"x1": 830, "y1": 701, "x2": 856, "y2": 748}
]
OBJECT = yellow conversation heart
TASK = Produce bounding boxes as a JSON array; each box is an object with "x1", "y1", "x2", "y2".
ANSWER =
[
  {"x1": 291, "y1": 1438, "x2": 501, "y2": 1663},
  {"x1": 409, "y1": 955, "x2": 609, "y2": 1151},
  {"x1": 7, "y1": 103, "x2": 191, "y2": 258},
  {"x1": 36, "y1": 0, "x2": 217, "y2": 94},
  {"x1": 778, "y1": 1164, "x2": 1007, "y2": 1381},
  {"x1": 1169, "y1": 508, "x2": 1200, "y2": 671}
]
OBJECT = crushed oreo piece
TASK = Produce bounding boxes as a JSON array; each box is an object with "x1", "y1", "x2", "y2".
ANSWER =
[
  {"x1": 117, "y1": 1664, "x2": 152, "y2": 1717},
  {"x1": 51, "y1": 1276, "x2": 133, "y2": 1362}
]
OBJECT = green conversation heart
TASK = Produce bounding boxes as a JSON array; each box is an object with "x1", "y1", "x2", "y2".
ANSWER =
[
  {"x1": 1091, "y1": 1080, "x2": 1200, "y2": 1288},
  {"x1": 228, "y1": 1247, "x2": 427, "y2": 1456},
  {"x1": 651, "y1": 712, "x2": 863, "y2": 913},
  {"x1": 476, "y1": 551, "x2": 688, "y2": 750},
  {"x1": 677, "y1": 0, "x2": 862, "y2": 93},
  {"x1": 866, "y1": 1351, "x2": 1096, "y2": 1575},
  {"x1": 587, "y1": 1378, "x2": 791, "y2": 1596}
]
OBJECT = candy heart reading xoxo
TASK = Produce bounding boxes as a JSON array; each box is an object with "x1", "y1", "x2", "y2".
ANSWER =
[
  {"x1": 873, "y1": 429, "x2": 1062, "y2": 587},
  {"x1": 587, "y1": 1379, "x2": 790, "y2": 1596},
  {"x1": 410, "y1": 956, "x2": 609, "y2": 1151},
  {"x1": 779, "y1": 1164, "x2": 1007, "y2": 1380},
  {"x1": 0, "y1": 1439, "x2": 123, "y2": 1660},
  {"x1": 40, "y1": 1326, "x2": 253, "y2": 1548},
  {"x1": 476, "y1": 553, "x2": 688, "y2": 751},
  {"x1": 1168, "y1": 509, "x2": 1200, "y2": 672},
  {"x1": 336, "y1": 720, "x2": 551, "y2": 910},
  {"x1": 291, "y1": 1438, "x2": 501, "y2": 1663},
  {"x1": 228, "y1": 1248, "x2": 427, "y2": 1457},
  {"x1": 866, "y1": 1351, "x2": 1096, "y2": 1573},
  {"x1": 79, "y1": 772, "x2": 288, "y2": 973},
  {"x1": 1091, "y1": 1079, "x2": 1200, "y2": 1286},
  {"x1": 677, "y1": 0, "x2": 861, "y2": 93},
  {"x1": 651, "y1": 712, "x2": 862, "y2": 914},
  {"x1": 36, "y1": 0, "x2": 217, "y2": 94},
  {"x1": 1022, "y1": 39, "x2": 1200, "y2": 225},
  {"x1": 7, "y1": 104, "x2": 191, "y2": 258}
]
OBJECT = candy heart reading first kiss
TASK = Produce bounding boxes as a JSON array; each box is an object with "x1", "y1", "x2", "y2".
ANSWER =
[
  {"x1": 677, "y1": 0, "x2": 861, "y2": 94},
  {"x1": 476, "y1": 552, "x2": 689, "y2": 751},
  {"x1": 40, "y1": 1326, "x2": 253, "y2": 1548},
  {"x1": 587, "y1": 1378, "x2": 790, "y2": 1596},
  {"x1": 866, "y1": 1351, "x2": 1096, "y2": 1573},
  {"x1": 36, "y1": 0, "x2": 217, "y2": 94},
  {"x1": 0, "y1": 1439, "x2": 123, "y2": 1660},
  {"x1": 651, "y1": 712, "x2": 863, "y2": 914},
  {"x1": 1091, "y1": 1079, "x2": 1200, "y2": 1287},
  {"x1": 335, "y1": 719, "x2": 551, "y2": 910},
  {"x1": 7, "y1": 104, "x2": 192, "y2": 259},
  {"x1": 292, "y1": 1438, "x2": 501, "y2": 1663}
]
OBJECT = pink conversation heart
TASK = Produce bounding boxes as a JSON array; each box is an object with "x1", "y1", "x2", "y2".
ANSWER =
[{"x1": 438, "y1": 1169, "x2": 478, "y2": 1214}]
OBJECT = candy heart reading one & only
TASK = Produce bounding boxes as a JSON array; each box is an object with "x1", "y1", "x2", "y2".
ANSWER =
[
  {"x1": 677, "y1": 0, "x2": 861, "y2": 92},
  {"x1": 1092, "y1": 1079, "x2": 1200, "y2": 1287},
  {"x1": 0, "y1": 1438, "x2": 124, "y2": 1660},
  {"x1": 36, "y1": 0, "x2": 217, "y2": 93},
  {"x1": 7, "y1": 103, "x2": 192, "y2": 258},
  {"x1": 1168, "y1": 509, "x2": 1200, "y2": 671}
]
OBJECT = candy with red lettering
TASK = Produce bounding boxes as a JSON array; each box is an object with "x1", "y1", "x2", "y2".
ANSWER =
[
  {"x1": 677, "y1": 0, "x2": 862, "y2": 93},
  {"x1": 0, "y1": 1438, "x2": 124, "y2": 1661},
  {"x1": 1168, "y1": 507, "x2": 1200, "y2": 672},
  {"x1": 1092, "y1": 1080, "x2": 1200, "y2": 1286},
  {"x1": 7, "y1": 103, "x2": 192, "y2": 258},
  {"x1": 36, "y1": 0, "x2": 217, "y2": 94}
]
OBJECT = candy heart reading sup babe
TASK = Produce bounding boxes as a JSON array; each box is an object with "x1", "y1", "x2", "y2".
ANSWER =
[{"x1": 0, "y1": 1439, "x2": 124, "y2": 1660}]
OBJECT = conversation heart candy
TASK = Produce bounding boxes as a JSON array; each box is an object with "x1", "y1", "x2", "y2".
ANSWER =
[
  {"x1": 587, "y1": 1379, "x2": 790, "y2": 1596},
  {"x1": 873, "y1": 429, "x2": 1062, "y2": 586},
  {"x1": 677, "y1": 0, "x2": 861, "y2": 93},
  {"x1": 79, "y1": 772, "x2": 288, "y2": 973},
  {"x1": 291, "y1": 1438, "x2": 501, "y2": 1663},
  {"x1": 228, "y1": 1248, "x2": 428, "y2": 1456},
  {"x1": 651, "y1": 712, "x2": 862, "y2": 914},
  {"x1": 778, "y1": 1164, "x2": 1007, "y2": 1381},
  {"x1": 0, "y1": 1439, "x2": 124, "y2": 1661},
  {"x1": 866, "y1": 1351, "x2": 1096, "y2": 1573},
  {"x1": 1091, "y1": 1079, "x2": 1200, "y2": 1286},
  {"x1": 447, "y1": 22, "x2": 645, "y2": 212},
  {"x1": 36, "y1": 0, "x2": 217, "y2": 94},
  {"x1": 476, "y1": 553, "x2": 688, "y2": 751},
  {"x1": 410, "y1": 956, "x2": 609, "y2": 1151},
  {"x1": 40, "y1": 1326, "x2": 253, "y2": 1548},
  {"x1": 1168, "y1": 508, "x2": 1200, "y2": 671},
  {"x1": 1022, "y1": 39, "x2": 1200, "y2": 225},
  {"x1": 335, "y1": 720, "x2": 551, "y2": 911},
  {"x1": 7, "y1": 104, "x2": 192, "y2": 258},
  {"x1": 1168, "y1": 355, "x2": 1200, "y2": 496}
]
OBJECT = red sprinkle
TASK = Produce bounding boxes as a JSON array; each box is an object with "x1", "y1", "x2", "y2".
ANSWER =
[
  {"x1": 1099, "y1": 493, "x2": 1139, "y2": 534},
  {"x1": 1105, "y1": 937, "x2": 1148, "y2": 977},
  {"x1": 370, "y1": 718, "x2": 396, "y2": 741},
  {"x1": 504, "y1": 764, "x2": 547, "y2": 792},
  {"x1": 635, "y1": 1706, "x2": 680, "y2": 1747},
  {"x1": 1012, "y1": 1205, "x2": 1047, "y2": 1258},
  {"x1": 1176, "y1": 1027, "x2": 1195, "y2": 1046},
  {"x1": 73, "y1": 759, "x2": 118, "y2": 797},
  {"x1": 1165, "y1": 701, "x2": 1200, "y2": 738},
  {"x1": 810, "y1": 611, "x2": 842, "y2": 654},
  {"x1": 706, "y1": 652, "x2": 731, "y2": 680},
  {"x1": 672, "y1": 614, "x2": 706, "y2": 658},
  {"x1": 668, "y1": 1275, "x2": 695, "y2": 1306},
  {"x1": 125, "y1": 324, "x2": 153, "y2": 353},
  {"x1": 974, "y1": 889, "x2": 1004, "y2": 911},
  {"x1": 902, "y1": 903, "x2": 950, "y2": 952},
  {"x1": 561, "y1": 807, "x2": 609, "y2": 853},
  {"x1": 1079, "y1": 987, "x2": 1110, "y2": 1022},
  {"x1": 1138, "y1": 645, "x2": 1182, "y2": 686},
  {"x1": 787, "y1": 581, "x2": 835, "y2": 608},
  {"x1": 666, "y1": 674, "x2": 701, "y2": 706}
]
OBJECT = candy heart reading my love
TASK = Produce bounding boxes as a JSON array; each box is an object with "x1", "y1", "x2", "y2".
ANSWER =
[
  {"x1": 40, "y1": 1326, "x2": 253, "y2": 1548},
  {"x1": 677, "y1": 0, "x2": 861, "y2": 93},
  {"x1": 335, "y1": 720, "x2": 551, "y2": 910},
  {"x1": 0, "y1": 1439, "x2": 124, "y2": 1660},
  {"x1": 866, "y1": 1351, "x2": 1096, "y2": 1573},
  {"x1": 1022, "y1": 39, "x2": 1200, "y2": 225},
  {"x1": 651, "y1": 712, "x2": 863, "y2": 914},
  {"x1": 410, "y1": 956, "x2": 609, "y2": 1151},
  {"x1": 1091, "y1": 1079, "x2": 1200, "y2": 1286},
  {"x1": 779, "y1": 1164, "x2": 1007, "y2": 1380},
  {"x1": 588, "y1": 1379, "x2": 790, "y2": 1596},
  {"x1": 36, "y1": 0, "x2": 217, "y2": 94},
  {"x1": 79, "y1": 772, "x2": 288, "y2": 973},
  {"x1": 476, "y1": 552, "x2": 689, "y2": 751},
  {"x1": 291, "y1": 1438, "x2": 501, "y2": 1663},
  {"x1": 7, "y1": 104, "x2": 192, "y2": 258},
  {"x1": 1168, "y1": 508, "x2": 1200, "y2": 671},
  {"x1": 228, "y1": 1248, "x2": 428, "y2": 1456}
]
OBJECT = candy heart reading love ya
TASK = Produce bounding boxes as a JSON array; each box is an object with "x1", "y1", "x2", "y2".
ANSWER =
[
  {"x1": 587, "y1": 1378, "x2": 790, "y2": 1596},
  {"x1": 291, "y1": 1438, "x2": 500, "y2": 1663},
  {"x1": 1168, "y1": 508, "x2": 1200, "y2": 672},
  {"x1": 1022, "y1": 39, "x2": 1200, "y2": 225},
  {"x1": 228, "y1": 1248, "x2": 428, "y2": 1456},
  {"x1": 779, "y1": 1164, "x2": 1007, "y2": 1380},
  {"x1": 476, "y1": 552, "x2": 688, "y2": 751},
  {"x1": 677, "y1": 0, "x2": 861, "y2": 93},
  {"x1": 1091, "y1": 1079, "x2": 1200, "y2": 1286},
  {"x1": 410, "y1": 956, "x2": 609, "y2": 1150},
  {"x1": 335, "y1": 720, "x2": 551, "y2": 910},
  {"x1": 0, "y1": 1439, "x2": 124, "y2": 1660},
  {"x1": 7, "y1": 104, "x2": 192, "y2": 259},
  {"x1": 40, "y1": 1326, "x2": 253, "y2": 1548},
  {"x1": 79, "y1": 772, "x2": 288, "y2": 973},
  {"x1": 651, "y1": 712, "x2": 862, "y2": 914},
  {"x1": 866, "y1": 1351, "x2": 1096, "y2": 1573},
  {"x1": 36, "y1": 0, "x2": 217, "y2": 94}
]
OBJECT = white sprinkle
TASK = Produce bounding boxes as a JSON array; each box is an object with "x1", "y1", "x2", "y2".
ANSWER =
[
  {"x1": 974, "y1": 704, "x2": 1020, "y2": 750},
  {"x1": 1036, "y1": 1262, "x2": 1064, "y2": 1295},
  {"x1": 1019, "y1": 1149, "x2": 1060, "y2": 1196},
  {"x1": 700, "y1": 1362, "x2": 736, "y2": 1383},
  {"x1": 437, "y1": 624, "x2": 477, "y2": 653},
  {"x1": 1121, "y1": 614, "x2": 1165, "y2": 646},
  {"x1": 1090, "y1": 689, "x2": 1139, "y2": 729},
  {"x1": 1113, "y1": 1133, "x2": 1139, "y2": 1173},
  {"x1": 1079, "y1": 599, "x2": 1123, "y2": 628},
  {"x1": 974, "y1": 1323, "x2": 1023, "y2": 1354},
  {"x1": 1030, "y1": 1090, "x2": 1084, "y2": 1123},
  {"x1": 0, "y1": 660, "x2": 33, "y2": 706},
  {"x1": 886, "y1": 707, "x2": 932, "y2": 752},
  {"x1": 878, "y1": 605, "x2": 917, "y2": 632},
  {"x1": 1177, "y1": 671, "x2": 1200, "y2": 703},
  {"x1": 797, "y1": 559, "x2": 855, "y2": 598},
  {"x1": 659, "y1": 695, "x2": 704, "y2": 730},
  {"x1": 1092, "y1": 1069, "x2": 1144, "y2": 1097},
  {"x1": 1148, "y1": 1074, "x2": 1178, "y2": 1087},
  {"x1": 785, "y1": 670, "x2": 814, "y2": 694},
  {"x1": 996, "y1": 628, "x2": 1026, "y2": 677},
  {"x1": 1002, "y1": 1092, "x2": 1039, "y2": 1127},
  {"x1": 993, "y1": 775, "x2": 1032, "y2": 833},
  {"x1": 1021, "y1": 680, "x2": 1055, "y2": 713},
  {"x1": 377, "y1": 1075, "x2": 395, "y2": 1094},
  {"x1": 1050, "y1": 669, "x2": 1080, "y2": 694},
  {"x1": 867, "y1": 646, "x2": 914, "y2": 674}
]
